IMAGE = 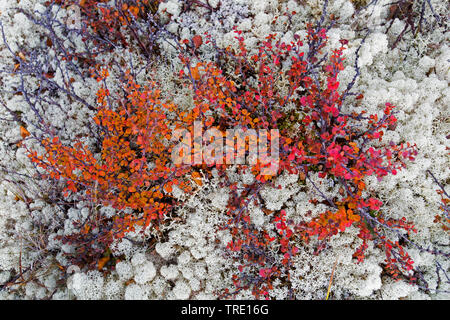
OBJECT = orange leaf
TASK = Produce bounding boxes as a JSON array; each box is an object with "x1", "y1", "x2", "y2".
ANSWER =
[
  {"x1": 163, "y1": 184, "x2": 173, "y2": 193},
  {"x1": 20, "y1": 126, "x2": 30, "y2": 139},
  {"x1": 191, "y1": 171, "x2": 202, "y2": 186},
  {"x1": 190, "y1": 66, "x2": 200, "y2": 80},
  {"x1": 82, "y1": 224, "x2": 90, "y2": 234},
  {"x1": 98, "y1": 256, "x2": 110, "y2": 270}
]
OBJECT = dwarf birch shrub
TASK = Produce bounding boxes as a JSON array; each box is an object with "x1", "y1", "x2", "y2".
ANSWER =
[{"x1": 1, "y1": 0, "x2": 448, "y2": 298}]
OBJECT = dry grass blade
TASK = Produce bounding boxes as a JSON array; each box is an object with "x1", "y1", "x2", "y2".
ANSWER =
[{"x1": 325, "y1": 257, "x2": 339, "y2": 300}]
